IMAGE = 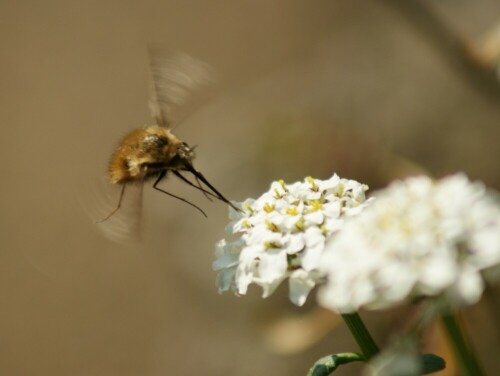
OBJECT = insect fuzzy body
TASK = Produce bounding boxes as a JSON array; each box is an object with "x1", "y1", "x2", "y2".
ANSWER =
[
  {"x1": 109, "y1": 126, "x2": 189, "y2": 184},
  {"x1": 102, "y1": 124, "x2": 238, "y2": 222},
  {"x1": 97, "y1": 49, "x2": 239, "y2": 229}
]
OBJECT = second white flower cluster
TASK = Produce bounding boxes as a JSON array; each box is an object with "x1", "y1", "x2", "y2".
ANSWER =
[{"x1": 214, "y1": 173, "x2": 500, "y2": 313}]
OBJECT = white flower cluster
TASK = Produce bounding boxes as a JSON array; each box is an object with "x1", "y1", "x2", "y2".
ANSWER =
[
  {"x1": 318, "y1": 174, "x2": 500, "y2": 313},
  {"x1": 213, "y1": 174, "x2": 372, "y2": 306}
]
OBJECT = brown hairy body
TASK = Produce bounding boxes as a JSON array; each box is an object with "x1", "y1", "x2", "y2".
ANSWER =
[
  {"x1": 109, "y1": 126, "x2": 186, "y2": 184},
  {"x1": 96, "y1": 49, "x2": 238, "y2": 233}
]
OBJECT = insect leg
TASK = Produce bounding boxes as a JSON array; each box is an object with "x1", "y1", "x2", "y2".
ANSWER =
[
  {"x1": 172, "y1": 170, "x2": 217, "y2": 201},
  {"x1": 153, "y1": 171, "x2": 208, "y2": 217},
  {"x1": 96, "y1": 183, "x2": 126, "y2": 223}
]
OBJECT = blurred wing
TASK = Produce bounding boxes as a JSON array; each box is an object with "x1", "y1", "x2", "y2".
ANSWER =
[
  {"x1": 148, "y1": 48, "x2": 215, "y2": 127},
  {"x1": 78, "y1": 177, "x2": 144, "y2": 245}
]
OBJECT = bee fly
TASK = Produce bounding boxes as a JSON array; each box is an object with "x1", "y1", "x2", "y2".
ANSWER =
[{"x1": 98, "y1": 49, "x2": 239, "y2": 225}]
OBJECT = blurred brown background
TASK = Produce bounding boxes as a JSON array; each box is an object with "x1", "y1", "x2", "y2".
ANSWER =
[{"x1": 2, "y1": 1, "x2": 500, "y2": 375}]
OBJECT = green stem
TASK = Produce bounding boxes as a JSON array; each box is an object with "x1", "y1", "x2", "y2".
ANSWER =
[
  {"x1": 441, "y1": 313, "x2": 485, "y2": 376},
  {"x1": 341, "y1": 313, "x2": 380, "y2": 360}
]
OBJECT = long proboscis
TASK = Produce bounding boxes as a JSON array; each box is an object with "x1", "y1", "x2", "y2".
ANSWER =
[{"x1": 183, "y1": 163, "x2": 241, "y2": 212}]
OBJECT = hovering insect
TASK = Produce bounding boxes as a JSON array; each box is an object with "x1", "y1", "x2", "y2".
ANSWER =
[{"x1": 97, "y1": 49, "x2": 239, "y2": 235}]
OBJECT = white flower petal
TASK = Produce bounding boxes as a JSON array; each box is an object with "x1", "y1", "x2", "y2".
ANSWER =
[
  {"x1": 289, "y1": 269, "x2": 316, "y2": 306},
  {"x1": 283, "y1": 233, "x2": 305, "y2": 254},
  {"x1": 259, "y1": 277, "x2": 285, "y2": 298},
  {"x1": 215, "y1": 267, "x2": 237, "y2": 293},
  {"x1": 258, "y1": 249, "x2": 288, "y2": 283},
  {"x1": 304, "y1": 210, "x2": 324, "y2": 225}
]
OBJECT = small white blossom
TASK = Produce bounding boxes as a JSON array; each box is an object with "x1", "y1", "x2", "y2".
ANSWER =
[
  {"x1": 318, "y1": 174, "x2": 500, "y2": 313},
  {"x1": 213, "y1": 174, "x2": 372, "y2": 306}
]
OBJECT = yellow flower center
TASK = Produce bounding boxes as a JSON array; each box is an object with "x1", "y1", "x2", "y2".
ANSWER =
[
  {"x1": 320, "y1": 223, "x2": 328, "y2": 236},
  {"x1": 295, "y1": 218, "x2": 305, "y2": 231},
  {"x1": 244, "y1": 203, "x2": 254, "y2": 213},
  {"x1": 242, "y1": 220, "x2": 251, "y2": 229},
  {"x1": 264, "y1": 241, "x2": 281, "y2": 249},
  {"x1": 264, "y1": 203, "x2": 275, "y2": 213},
  {"x1": 265, "y1": 220, "x2": 279, "y2": 232},
  {"x1": 279, "y1": 179, "x2": 287, "y2": 190},
  {"x1": 309, "y1": 200, "x2": 323, "y2": 212},
  {"x1": 307, "y1": 176, "x2": 319, "y2": 192}
]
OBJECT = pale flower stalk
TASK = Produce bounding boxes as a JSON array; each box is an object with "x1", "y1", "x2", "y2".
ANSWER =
[{"x1": 213, "y1": 174, "x2": 372, "y2": 306}]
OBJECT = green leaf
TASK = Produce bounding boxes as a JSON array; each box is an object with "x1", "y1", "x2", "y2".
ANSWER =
[
  {"x1": 420, "y1": 353, "x2": 446, "y2": 374},
  {"x1": 307, "y1": 352, "x2": 365, "y2": 376}
]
